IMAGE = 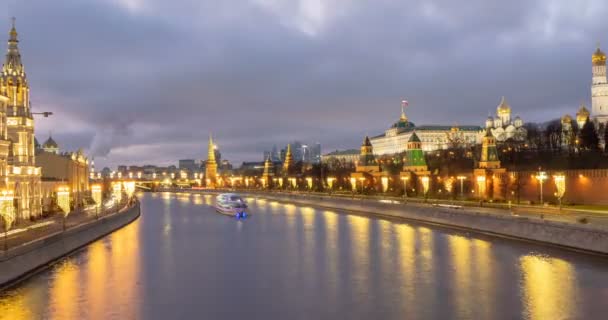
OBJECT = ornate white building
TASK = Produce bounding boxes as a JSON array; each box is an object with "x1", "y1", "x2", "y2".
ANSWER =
[
  {"x1": 483, "y1": 97, "x2": 526, "y2": 142},
  {"x1": 0, "y1": 19, "x2": 42, "y2": 220},
  {"x1": 591, "y1": 45, "x2": 608, "y2": 124},
  {"x1": 369, "y1": 103, "x2": 481, "y2": 155}
]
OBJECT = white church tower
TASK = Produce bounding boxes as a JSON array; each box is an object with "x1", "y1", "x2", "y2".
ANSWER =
[{"x1": 591, "y1": 45, "x2": 608, "y2": 124}]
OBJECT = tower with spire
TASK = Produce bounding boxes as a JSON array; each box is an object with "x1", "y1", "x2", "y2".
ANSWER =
[
  {"x1": 262, "y1": 155, "x2": 274, "y2": 188},
  {"x1": 282, "y1": 143, "x2": 293, "y2": 174},
  {"x1": 0, "y1": 18, "x2": 41, "y2": 220},
  {"x1": 592, "y1": 44, "x2": 608, "y2": 123},
  {"x1": 205, "y1": 134, "x2": 217, "y2": 186},
  {"x1": 473, "y1": 127, "x2": 506, "y2": 199}
]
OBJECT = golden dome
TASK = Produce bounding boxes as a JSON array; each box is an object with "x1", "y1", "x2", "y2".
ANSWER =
[
  {"x1": 496, "y1": 96, "x2": 511, "y2": 114},
  {"x1": 561, "y1": 114, "x2": 572, "y2": 123},
  {"x1": 577, "y1": 104, "x2": 590, "y2": 117},
  {"x1": 592, "y1": 46, "x2": 606, "y2": 66}
]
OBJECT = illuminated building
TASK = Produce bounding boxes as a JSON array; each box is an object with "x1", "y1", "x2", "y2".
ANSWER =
[
  {"x1": 400, "y1": 132, "x2": 430, "y2": 194},
  {"x1": 321, "y1": 149, "x2": 358, "y2": 169},
  {"x1": 576, "y1": 104, "x2": 590, "y2": 128},
  {"x1": 41, "y1": 135, "x2": 59, "y2": 154},
  {"x1": 0, "y1": 19, "x2": 42, "y2": 220},
  {"x1": 37, "y1": 148, "x2": 90, "y2": 209},
  {"x1": 591, "y1": 45, "x2": 608, "y2": 123},
  {"x1": 282, "y1": 143, "x2": 293, "y2": 175},
  {"x1": 485, "y1": 97, "x2": 527, "y2": 142},
  {"x1": 262, "y1": 156, "x2": 274, "y2": 187},
  {"x1": 351, "y1": 136, "x2": 385, "y2": 186},
  {"x1": 205, "y1": 134, "x2": 217, "y2": 186},
  {"x1": 370, "y1": 102, "x2": 481, "y2": 155},
  {"x1": 473, "y1": 127, "x2": 506, "y2": 199}
]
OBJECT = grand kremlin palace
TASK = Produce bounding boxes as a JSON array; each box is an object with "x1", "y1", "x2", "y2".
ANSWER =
[{"x1": 370, "y1": 98, "x2": 527, "y2": 155}]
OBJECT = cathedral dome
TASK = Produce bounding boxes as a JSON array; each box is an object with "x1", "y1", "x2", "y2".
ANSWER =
[
  {"x1": 577, "y1": 104, "x2": 590, "y2": 117},
  {"x1": 561, "y1": 114, "x2": 572, "y2": 123},
  {"x1": 496, "y1": 96, "x2": 511, "y2": 114},
  {"x1": 592, "y1": 46, "x2": 607, "y2": 66}
]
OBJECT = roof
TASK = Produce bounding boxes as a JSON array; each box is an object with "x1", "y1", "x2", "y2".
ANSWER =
[
  {"x1": 43, "y1": 136, "x2": 58, "y2": 148},
  {"x1": 324, "y1": 149, "x2": 359, "y2": 156},
  {"x1": 408, "y1": 131, "x2": 421, "y2": 143}
]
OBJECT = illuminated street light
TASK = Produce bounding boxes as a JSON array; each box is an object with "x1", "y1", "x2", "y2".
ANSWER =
[
  {"x1": 400, "y1": 176, "x2": 410, "y2": 198},
  {"x1": 0, "y1": 190, "x2": 15, "y2": 250},
  {"x1": 306, "y1": 177, "x2": 313, "y2": 189},
  {"x1": 553, "y1": 174, "x2": 566, "y2": 209},
  {"x1": 421, "y1": 176, "x2": 430, "y2": 198},
  {"x1": 381, "y1": 176, "x2": 389, "y2": 193},
  {"x1": 326, "y1": 177, "x2": 335, "y2": 190},
  {"x1": 535, "y1": 171, "x2": 547, "y2": 205},
  {"x1": 457, "y1": 176, "x2": 466, "y2": 197},
  {"x1": 350, "y1": 177, "x2": 357, "y2": 192},
  {"x1": 476, "y1": 175, "x2": 486, "y2": 198}
]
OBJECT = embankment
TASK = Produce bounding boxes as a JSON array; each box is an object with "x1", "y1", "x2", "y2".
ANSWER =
[{"x1": 0, "y1": 203, "x2": 141, "y2": 289}]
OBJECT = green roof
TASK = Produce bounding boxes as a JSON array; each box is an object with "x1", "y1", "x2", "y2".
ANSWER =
[{"x1": 409, "y1": 131, "x2": 421, "y2": 142}]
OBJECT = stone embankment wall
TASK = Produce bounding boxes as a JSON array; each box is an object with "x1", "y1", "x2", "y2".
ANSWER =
[
  {"x1": 0, "y1": 204, "x2": 141, "y2": 289},
  {"x1": 255, "y1": 193, "x2": 608, "y2": 254},
  {"x1": 182, "y1": 190, "x2": 608, "y2": 255}
]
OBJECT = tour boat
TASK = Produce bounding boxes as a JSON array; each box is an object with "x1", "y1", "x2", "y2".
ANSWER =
[{"x1": 215, "y1": 193, "x2": 249, "y2": 219}]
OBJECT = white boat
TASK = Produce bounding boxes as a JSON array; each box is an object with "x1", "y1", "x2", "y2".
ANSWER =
[{"x1": 215, "y1": 193, "x2": 249, "y2": 219}]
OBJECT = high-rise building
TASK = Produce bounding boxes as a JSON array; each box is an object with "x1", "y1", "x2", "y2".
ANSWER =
[
  {"x1": 0, "y1": 19, "x2": 42, "y2": 220},
  {"x1": 179, "y1": 159, "x2": 198, "y2": 172}
]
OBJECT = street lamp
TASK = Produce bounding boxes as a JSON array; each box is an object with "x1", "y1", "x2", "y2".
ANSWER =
[
  {"x1": 306, "y1": 177, "x2": 313, "y2": 190},
  {"x1": 421, "y1": 176, "x2": 430, "y2": 200},
  {"x1": 381, "y1": 176, "x2": 389, "y2": 193},
  {"x1": 535, "y1": 171, "x2": 547, "y2": 205},
  {"x1": 326, "y1": 177, "x2": 335, "y2": 190},
  {"x1": 400, "y1": 176, "x2": 410, "y2": 199},
  {"x1": 553, "y1": 173, "x2": 566, "y2": 209},
  {"x1": 476, "y1": 175, "x2": 486, "y2": 198},
  {"x1": 457, "y1": 176, "x2": 466, "y2": 198}
]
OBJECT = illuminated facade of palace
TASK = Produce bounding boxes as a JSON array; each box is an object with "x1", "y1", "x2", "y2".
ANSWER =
[
  {"x1": 0, "y1": 19, "x2": 42, "y2": 221},
  {"x1": 369, "y1": 103, "x2": 482, "y2": 155}
]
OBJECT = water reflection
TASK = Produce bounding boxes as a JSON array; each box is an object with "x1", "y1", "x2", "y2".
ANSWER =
[
  {"x1": 0, "y1": 194, "x2": 606, "y2": 320},
  {"x1": 520, "y1": 255, "x2": 578, "y2": 320},
  {"x1": 48, "y1": 260, "x2": 80, "y2": 319}
]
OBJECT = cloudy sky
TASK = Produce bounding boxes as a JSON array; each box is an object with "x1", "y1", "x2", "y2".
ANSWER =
[{"x1": 3, "y1": 0, "x2": 607, "y2": 168}]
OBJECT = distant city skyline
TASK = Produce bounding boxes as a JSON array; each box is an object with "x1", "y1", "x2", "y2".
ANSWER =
[{"x1": 4, "y1": 1, "x2": 608, "y2": 168}]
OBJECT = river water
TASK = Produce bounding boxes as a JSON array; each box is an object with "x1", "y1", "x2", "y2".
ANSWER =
[{"x1": 0, "y1": 192, "x2": 607, "y2": 319}]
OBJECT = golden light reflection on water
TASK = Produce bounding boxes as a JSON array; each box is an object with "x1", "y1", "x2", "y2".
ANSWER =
[
  {"x1": 48, "y1": 260, "x2": 80, "y2": 320},
  {"x1": 448, "y1": 235, "x2": 473, "y2": 319},
  {"x1": 520, "y1": 255, "x2": 578, "y2": 320},
  {"x1": 347, "y1": 215, "x2": 370, "y2": 295},
  {"x1": 0, "y1": 285, "x2": 35, "y2": 319},
  {"x1": 395, "y1": 224, "x2": 416, "y2": 314},
  {"x1": 192, "y1": 194, "x2": 203, "y2": 205},
  {"x1": 86, "y1": 241, "x2": 108, "y2": 320},
  {"x1": 108, "y1": 216, "x2": 141, "y2": 319}
]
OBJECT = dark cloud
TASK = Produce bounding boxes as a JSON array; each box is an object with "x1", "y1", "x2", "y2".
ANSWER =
[{"x1": 3, "y1": 0, "x2": 607, "y2": 167}]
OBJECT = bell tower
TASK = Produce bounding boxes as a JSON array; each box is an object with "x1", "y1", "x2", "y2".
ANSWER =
[{"x1": 591, "y1": 44, "x2": 608, "y2": 123}]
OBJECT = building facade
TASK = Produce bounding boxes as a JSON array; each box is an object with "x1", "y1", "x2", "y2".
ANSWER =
[
  {"x1": 370, "y1": 103, "x2": 481, "y2": 155},
  {"x1": 484, "y1": 97, "x2": 527, "y2": 142},
  {"x1": 37, "y1": 149, "x2": 90, "y2": 209},
  {"x1": 0, "y1": 19, "x2": 42, "y2": 220}
]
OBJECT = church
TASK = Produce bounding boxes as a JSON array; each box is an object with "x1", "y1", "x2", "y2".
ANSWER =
[{"x1": 0, "y1": 19, "x2": 43, "y2": 221}]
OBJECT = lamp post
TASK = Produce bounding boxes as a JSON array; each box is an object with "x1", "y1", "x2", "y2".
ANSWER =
[
  {"x1": 553, "y1": 173, "x2": 566, "y2": 210},
  {"x1": 457, "y1": 176, "x2": 466, "y2": 198},
  {"x1": 400, "y1": 176, "x2": 409, "y2": 199},
  {"x1": 421, "y1": 176, "x2": 430, "y2": 201},
  {"x1": 535, "y1": 171, "x2": 547, "y2": 205}
]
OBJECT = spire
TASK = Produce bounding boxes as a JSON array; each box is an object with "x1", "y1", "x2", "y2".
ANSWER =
[
  {"x1": 3, "y1": 17, "x2": 24, "y2": 76},
  {"x1": 283, "y1": 143, "x2": 293, "y2": 173},
  {"x1": 400, "y1": 100, "x2": 408, "y2": 122},
  {"x1": 207, "y1": 133, "x2": 216, "y2": 164}
]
